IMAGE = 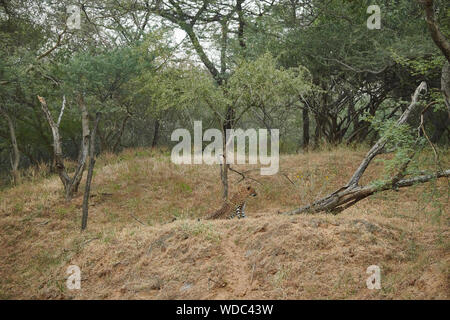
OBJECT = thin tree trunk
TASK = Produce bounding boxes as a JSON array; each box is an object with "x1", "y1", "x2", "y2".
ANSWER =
[
  {"x1": 152, "y1": 119, "x2": 160, "y2": 148},
  {"x1": 221, "y1": 105, "x2": 235, "y2": 200},
  {"x1": 38, "y1": 95, "x2": 71, "y2": 191},
  {"x1": 81, "y1": 113, "x2": 101, "y2": 231},
  {"x1": 313, "y1": 115, "x2": 323, "y2": 148},
  {"x1": 0, "y1": 107, "x2": 20, "y2": 184},
  {"x1": 420, "y1": 0, "x2": 450, "y2": 62},
  {"x1": 236, "y1": 0, "x2": 246, "y2": 49},
  {"x1": 303, "y1": 106, "x2": 310, "y2": 149},
  {"x1": 442, "y1": 61, "x2": 450, "y2": 115},
  {"x1": 38, "y1": 95, "x2": 90, "y2": 201},
  {"x1": 66, "y1": 95, "x2": 90, "y2": 199},
  {"x1": 112, "y1": 114, "x2": 130, "y2": 153},
  {"x1": 221, "y1": 125, "x2": 229, "y2": 200}
]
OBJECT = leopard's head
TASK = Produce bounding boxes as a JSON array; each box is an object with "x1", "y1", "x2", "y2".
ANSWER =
[{"x1": 242, "y1": 185, "x2": 257, "y2": 198}]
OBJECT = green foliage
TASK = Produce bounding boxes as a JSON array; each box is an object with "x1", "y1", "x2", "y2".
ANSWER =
[
  {"x1": 0, "y1": 0, "x2": 448, "y2": 178},
  {"x1": 390, "y1": 50, "x2": 445, "y2": 77},
  {"x1": 229, "y1": 53, "x2": 314, "y2": 109},
  {"x1": 363, "y1": 113, "x2": 426, "y2": 186}
]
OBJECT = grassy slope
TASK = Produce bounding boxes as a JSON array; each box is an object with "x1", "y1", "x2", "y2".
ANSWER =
[{"x1": 0, "y1": 148, "x2": 448, "y2": 299}]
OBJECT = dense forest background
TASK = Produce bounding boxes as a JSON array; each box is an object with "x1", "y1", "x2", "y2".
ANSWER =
[{"x1": 0, "y1": 0, "x2": 449, "y2": 186}]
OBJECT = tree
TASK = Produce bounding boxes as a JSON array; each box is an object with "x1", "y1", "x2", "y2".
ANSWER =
[
  {"x1": 81, "y1": 112, "x2": 101, "y2": 230},
  {"x1": 38, "y1": 95, "x2": 90, "y2": 200},
  {"x1": 417, "y1": 0, "x2": 450, "y2": 130},
  {"x1": 419, "y1": 0, "x2": 450, "y2": 63},
  {"x1": 0, "y1": 106, "x2": 20, "y2": 183}
]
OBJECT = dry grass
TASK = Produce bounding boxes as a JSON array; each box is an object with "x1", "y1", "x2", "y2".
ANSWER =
[{"x1": 0, "y1": 147, "x2": 448, "y2": 299}]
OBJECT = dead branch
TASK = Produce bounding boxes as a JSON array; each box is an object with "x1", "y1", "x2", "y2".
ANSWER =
[
  {"x1": 283, "y1": 170, "x2": 450, "y2": 215},
  {"x1": 281, "y1": 173, "x2": 296, "y2": 186},
  {"x1": 130, "y1": 214, "x2": 146, "y2": 226},
  {"x1": 280, "y1": 81, "x2": 449, "y2": 215},
  {"x1": 346, "y1": 81, "x2": 427, "y2": 189}
]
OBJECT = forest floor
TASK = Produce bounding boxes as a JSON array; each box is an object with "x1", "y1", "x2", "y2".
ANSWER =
[{"x1": 0, "y1": 147, "x2": 449, "y2": 299}]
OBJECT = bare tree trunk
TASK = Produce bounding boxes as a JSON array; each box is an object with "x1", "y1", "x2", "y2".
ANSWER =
[
  {"x1": 151, "y1": 119, "x2": 160, "y2": 148},
  {"x1": 67, "y1": 95, "x2": 90, "y2": 198},
  {"x1": 303, "y1": 107, "x2": 310, "y2": 149},
  {"x1": 38, "y1": 96, "x2": 71, "y2": 193},
  {"x1": 0, "y1": 107, "x2": 20, "y2": 184},
  {"x1": 81, "y1": 113, "x2": 101, "y2": 231},
  {"x1": 221, "y1": 126, "x2": 229, "y2": 200},
  {"x1": 220, "y1": 162, "x2": 229, "y2": 200},
  {"x1": 281, "y1": 82, "x2": 449, "y2": 215},
  {"x1": 220, "y1": 105, "x2": 235, "y2": 200},
  {"x1": 38, "y1": 95, "x2": 90, "y2": 201},
  {"x1": 313, "y1": 115, "x2": 323, "y2": 148}
]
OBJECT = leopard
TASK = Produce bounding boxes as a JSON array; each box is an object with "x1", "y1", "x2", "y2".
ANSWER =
[{"x1": 205, "y1": 185, "x2": 257, "y2": 220}]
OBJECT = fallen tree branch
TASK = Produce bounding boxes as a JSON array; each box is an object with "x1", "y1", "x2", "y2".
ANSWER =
[
  {"x1": 279, "y1": 81, "x2": 444, "y2": 215},
  {"x1": 346, "y1": 81, "x2": 427, "y2": 189},
  {"x1": 282, "y1": 170, "x2": 450, "y2": 215},
  {"x1": 131, "y1": 214, "x2": 147, "y2": 226}
]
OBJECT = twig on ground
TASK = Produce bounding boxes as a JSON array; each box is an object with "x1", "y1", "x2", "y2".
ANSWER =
[{"x1": 130, "y1": 214, "x2": 146, "y2": 226}]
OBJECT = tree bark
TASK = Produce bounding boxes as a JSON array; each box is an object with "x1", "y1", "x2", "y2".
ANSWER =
[
  {"x1": 442, "y1": 61, "x2": 450, "y2": 115},
  {"x1": 420, "y1": 0, "x2": 450, "y2": 63},
  {"x1": 66, "y1": 94, "x2": 90, "y2": 198},
  {"x1": 152, "y1": 119, "x2": 160, "y2": 148},
  {"x1": 152, "y1": 3, "x2": 233, "y2": 199},
  {"x1": 38, "y1": 95, "x2": 71, "y2": 192},
  {"x1": 0, "y1": 107, "x2": 20, "y2": 184},
  {"x1": 313, "y1": 114, "x2": 323, "y2": 148},
  {"x1": 81, "y1": 113, "x2": 101, "y2": 231},
  {"x1": 112, "y1": 113, "x2": 130, "y2": 153},
  {"x1": 236, "y1": 0, "x2": 246, "y2": 49},
  {"x1": 302, "y1": 106, "x2": 310, "y2": 149}
]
